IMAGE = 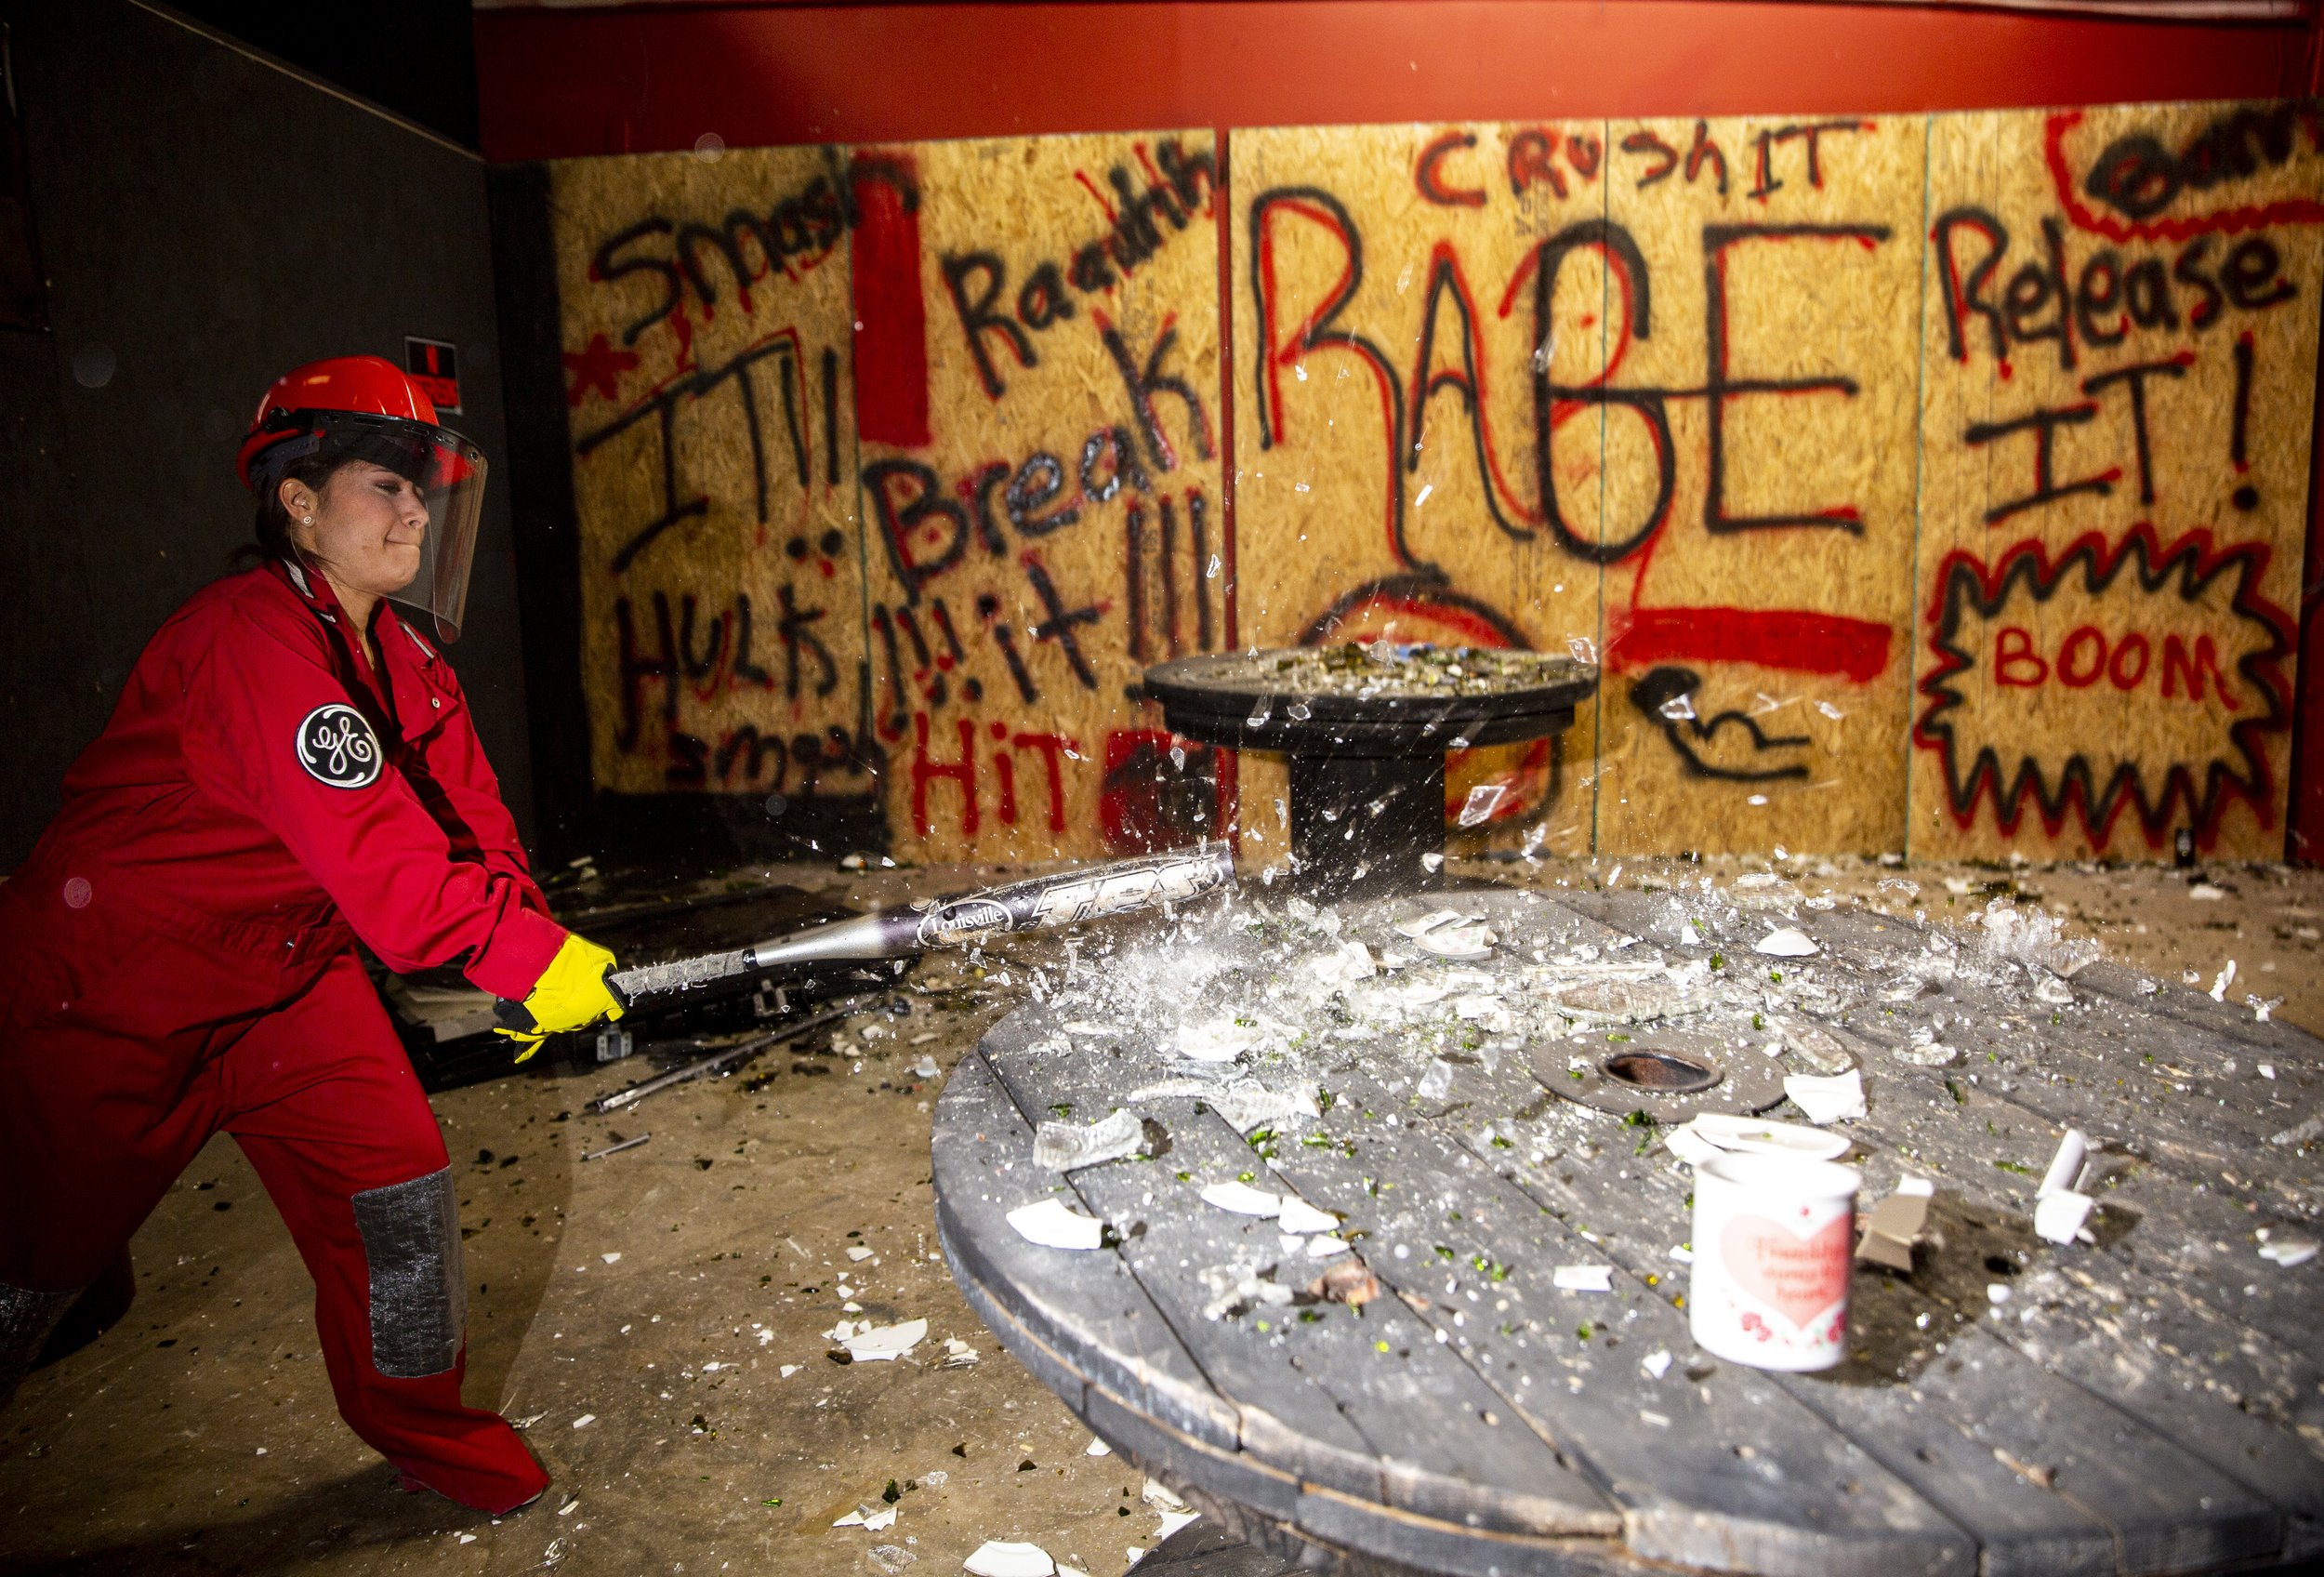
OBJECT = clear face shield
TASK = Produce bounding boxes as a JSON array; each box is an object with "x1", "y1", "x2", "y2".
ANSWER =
[{"x1": 261, "y1": 413, "x2": 488, "y2": 643}]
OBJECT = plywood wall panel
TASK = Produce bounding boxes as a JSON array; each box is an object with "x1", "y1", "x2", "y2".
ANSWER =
[
  {"x1": 534, "y1": 98, "x2": 2324, "y2": 867},
  {"x1": 855, "y1": 133, "x2": 1228, "y2": 864},
  {"x1": 1228, "y1": 122, "x2": 1612, "y2": 859},
  {"x1": 550, "y1": 146, "x2": 875, "y2": 817},
  {"x1": 1909, "y1": 102, "x2": 2318, "y2": 861},
  {"x1": 1595, "y1": 114, "x2": 1925, "y2": 857}
]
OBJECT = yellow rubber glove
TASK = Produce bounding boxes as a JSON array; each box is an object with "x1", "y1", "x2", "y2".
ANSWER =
[{"x1": 496, "y1": 933, "x2": 625, "y2": 1063}]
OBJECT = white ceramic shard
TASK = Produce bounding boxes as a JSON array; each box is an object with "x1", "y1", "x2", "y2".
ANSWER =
[
  {"x1": 2037, "y1": 1129, "x2": 2090, "y2": 1198},
  {"x1": 842, "y1": 1318, "x2": 928, "y2": 1362},
  {"x1": 963, "y1": 1541, "x2": 1057, "y2": 1577},
  {"x1": 1006, "y1": 1199, "x2": 1105, "y2": 1251},
  {"x1": 2033, "y1": 1189, "x2": 2094, "y2": 1246},
  {"x1": 1199, "y1": 1181, "x2": 1282, "y2": 1217},
  {"x1": 1754, "y1": 928, "x2": 1820, "y2": 959},
  {"x1": 1552, "y1": 1265, "x2": 1613, "y2": 1292},
  {"x1": 1783, "y1": 1069, "x2": 1866, "y2": 1125},
  {"x1": 1275, "y1": 1196, "x2": 1338, "y2": 1235}
]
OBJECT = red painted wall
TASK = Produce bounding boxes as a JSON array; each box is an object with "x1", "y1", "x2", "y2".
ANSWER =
[
  {"x1": 473, "y1": 0, "x2": 2324, "y2": 861},
  {"x1": 474, "y1": 3, "x2": 2316, "y2": 159}
]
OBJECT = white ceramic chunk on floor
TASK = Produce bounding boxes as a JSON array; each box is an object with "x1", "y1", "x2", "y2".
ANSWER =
[
  {"x1": 1275, "y1": 1196, "x2": 1337, "y2": 1235},
  {"x1": 1006, "y1": 1199, "x2": 1105, "y2": 1251},
  {"x1": 1784, "y1": 1069, "x2": 1866, "y2": 1125},
  {"x1": 1754, "y1": 927, "x2": 1820, "y2": 958},
  {"x1": 1199, "y1": 1181, "x2": 1282, "y2": 1217},
  {"x1": 2038, "y1": 1129, "x2": 2090, "y2": 1197},
  {"x1": 1085, "y1": 1437, "x2": 1112, "y2": 1456},
  {"x1": 963, "y1": 1539, "x2": 1057, "y2": 1576},
  {"x1": 2034, "y1": 1189, "x2": 2095, "y2": 1246},
  {"x1": 1552, "y1": 1265, "x2": 1613, "y2": 1292},
  {"x1": 842, "y1": 1318, "x2": 928, "y2": 1361}
]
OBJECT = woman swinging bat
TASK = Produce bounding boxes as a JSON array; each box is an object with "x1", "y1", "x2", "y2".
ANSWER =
[{"x1": 0, "y1": 356, "x2": 625, "y2": 1514}]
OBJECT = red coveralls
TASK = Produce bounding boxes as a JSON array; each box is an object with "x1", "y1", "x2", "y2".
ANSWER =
[{"x1": 0, "y1": 558, "x2": 566, "y2": 1514}]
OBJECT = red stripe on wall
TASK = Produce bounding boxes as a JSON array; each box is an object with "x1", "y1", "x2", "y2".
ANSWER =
[
  {"x1": 1607, "y1": 607, "x2": 1894, "y2": 685},
  {"x1": 848, "y1": 152, "x2": 931, "y2": 449}
]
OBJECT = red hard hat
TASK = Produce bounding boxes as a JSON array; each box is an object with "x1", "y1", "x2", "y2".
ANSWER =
[{"x1": 237, "y1": 354, "x2": 442, "y2": 490}]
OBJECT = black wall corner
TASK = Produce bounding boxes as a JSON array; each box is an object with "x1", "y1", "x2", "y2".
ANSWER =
[{"x1": 487, "y1": 161, "x2": 597, "y2": 867}]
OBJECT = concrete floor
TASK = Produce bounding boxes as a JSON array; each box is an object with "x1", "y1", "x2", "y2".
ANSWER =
[{"x1": 2, "y1": 851, "x2": 2317, "y2": 1576}]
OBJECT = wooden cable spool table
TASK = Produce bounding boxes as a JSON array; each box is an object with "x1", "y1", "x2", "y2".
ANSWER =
[
  {"x1": 1142, "y1": 647, "x2": 1596, "y2": 900},
  {"x1": 931, "y1": 880, "x2": 2324, "y2": 1576}
]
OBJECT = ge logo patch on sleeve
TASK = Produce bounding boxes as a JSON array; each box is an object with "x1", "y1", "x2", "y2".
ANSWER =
[{"x1": 296, "y1": 704, "x2": 383, "y2": 788}]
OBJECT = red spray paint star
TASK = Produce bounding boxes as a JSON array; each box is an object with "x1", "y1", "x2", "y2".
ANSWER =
[{"x1": 562, "y1": 332, "x2": 640, "y2": 407}]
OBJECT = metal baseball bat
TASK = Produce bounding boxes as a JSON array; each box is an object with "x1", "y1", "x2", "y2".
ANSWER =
[
  {"x1": 608, "y1": 841, "x2": 1235, "y2": 1001},
  {"x1": 495, "y1": 842, "x2": 1235, "y2": 1033}
]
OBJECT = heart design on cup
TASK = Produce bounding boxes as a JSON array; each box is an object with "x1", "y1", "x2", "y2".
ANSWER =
[{"x1": 1721, "y1": 1213, "x2": 1850, "y2": 1331}]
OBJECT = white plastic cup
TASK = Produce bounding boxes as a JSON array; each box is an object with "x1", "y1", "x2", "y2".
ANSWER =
[{"x1": 1689, "y1": 1153, "x2": 1860, "y2": 1372}]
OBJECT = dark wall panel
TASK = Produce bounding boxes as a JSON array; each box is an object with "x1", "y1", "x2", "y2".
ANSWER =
[{"x1": 0, "y1": 0, "x2": 532, "y2": 869}]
